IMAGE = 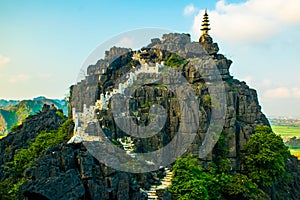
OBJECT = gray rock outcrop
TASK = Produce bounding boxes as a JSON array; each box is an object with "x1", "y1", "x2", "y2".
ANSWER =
[
  {"x1": 71, "y1": 33, "x2": 269, "y2": 171},
  {"x1": 21, "y1": 143, "x2": 146, "y2": 200},
  {"x1": 0, "y1": 105, "x2": 66, "y2": 181}
]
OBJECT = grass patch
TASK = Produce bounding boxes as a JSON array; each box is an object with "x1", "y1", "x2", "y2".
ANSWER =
[
  {"x1": 272, "y1": 125, "x2": 300, "y2": 137},
  {"x1": 272, "y1": 125, "x2": 300, "y2": 159}
]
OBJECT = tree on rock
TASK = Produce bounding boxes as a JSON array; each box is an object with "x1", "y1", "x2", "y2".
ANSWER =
[{"x1": 244, "y1": 126, "x2": 291, "y2": 187}]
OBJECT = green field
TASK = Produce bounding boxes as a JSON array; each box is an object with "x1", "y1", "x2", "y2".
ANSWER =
[
  {"x1": 289, "y1": 149, "x2": 300, "y2": 158},
  {"x1": 272, "y1": 125, "x2": 300, "y2": 137},
  {"x1": 272, "y1": 125, "x2": 300, "y2": 158}
]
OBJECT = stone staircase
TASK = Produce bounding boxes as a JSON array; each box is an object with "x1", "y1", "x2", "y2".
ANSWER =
[
  {"x1": 117, "y1": 137, "x2": 173, "y2": 199},
  {"x1": 146, "y1": 168, "x2": 173, "y2": 200},
  {"x1": 117, "y1": 137, "x2": 136, "y2": 158}
]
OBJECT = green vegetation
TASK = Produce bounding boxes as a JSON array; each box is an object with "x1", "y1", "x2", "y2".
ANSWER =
[
  {"x1": 162, "y1": 71, "x2": 169, "y2": 76},
  {"x1": 272, "y1": 125, "x2": 300, "y2": 158},
  {"x1": 290, "y1": 149, "x2": 300, "y2": 158},
  {"x1": 244, "y1": 126, "x2": 290, "y2": 187},
  {"x1": 0, "y1": 118, "x2": 73, "y2": 199},
  {"x1": 169, "y1": 156, "x2": 266, "y2": 200},
  {"x1": 201, "y1": 95, "x2": 211, "y2": 107},
  {"x1": 156, "y1": 84, "x2": 167, "y2": 89},
  {"x1": 0, "y1": 98, "x2": 68, "y2": 137},
  {"x1": 9, "y1": 123, "x2": 20, "y2": 132},
  {"x1": 272, "y1": 125, "x2": 300, "y2": 137},
  {"x1": 212, "y1": 132, "x2": 231, "y2": 173},
  {"x1": 56, "y1": 110, "x2": 65, "y2": 119},
  {"x1": 169, "y1": 126, "x2": 291, "y2": 199},
  {"x1": 15, "y1": 101, "x2": 31, "y2": 123},
  {"x1": 141, "y1": 100, "x2": 154, "y2": 108},
  {"x1": 13, "y1": 119, "x2": 73, "y2": 174},
  {"x1": 0, "y1": 110, "x2": 17, "y2": 135},
  {"x1": 169, "y1": 156, "x2": 212, "y2": 200},
  {"x1": 165, "y1": 54, "x2": 187, "y2": 68}
]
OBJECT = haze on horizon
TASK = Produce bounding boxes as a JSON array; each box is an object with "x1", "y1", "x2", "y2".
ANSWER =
[{"x1": 1, "y1": 0, "x2": 300, "y2": 117}]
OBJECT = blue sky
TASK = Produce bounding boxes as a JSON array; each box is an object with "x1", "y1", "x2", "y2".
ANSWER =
[{"x1": 1, "y1": 0, "x2": 300, "y2": 117}]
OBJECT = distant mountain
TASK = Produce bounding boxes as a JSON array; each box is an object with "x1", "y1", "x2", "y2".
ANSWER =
[
  {"x1": 0, "y1": 99, "x2": 20, "y2": 107},
  {"x1": 0, "y1": 97, "x2": 68, "y2": 136}
]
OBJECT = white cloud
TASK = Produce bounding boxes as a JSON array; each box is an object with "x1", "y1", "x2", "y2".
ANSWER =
[
  {"x1": 9, "y1": 74, "x2": 30, "y2": 83},
  {"x1": 192, "y1": 0, "x2": 300, "y2": 43},
  {"x1": 0, "y1": 54, "x2": 11, "y2": 67},
  {"x1": 263, "y1": 87, "x2": 300, "y2": 99},
  {"x1": 184, "y1": 4, "x2": 196, "y2": 16},
  {"x1": 260, "y1": 79, "x2": 272, "y2": 88},
  {"x1": 264, "y1": 87, "x2": 291, "y2": 99},
  {"x1": 115, "y1": 37, "x2": 134, "y2": 48},
  {"x1": 241, "y1": 76, "x2": 252, "y2": 85}
]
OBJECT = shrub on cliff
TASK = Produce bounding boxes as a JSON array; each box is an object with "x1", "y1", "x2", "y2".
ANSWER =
[
  {"x1": 169, "y1": 155, "x2": 213, "y2": 200},
  {"x1": 169, "y1": 155, "x2": 267, "y2": 200},
  {"x1": 244, "y1": 126, "x2": 291, "y2": 187},
  {"x1": 165, "y1": 54, "x2": 187, "y2": 68}
]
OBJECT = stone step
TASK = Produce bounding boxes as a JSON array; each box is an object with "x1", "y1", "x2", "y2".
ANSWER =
[
  {"x1": 148, "y1": 195, "x2": 159, "y2": 198},
  {"x1": 146, "y1": 168, "x2": 173, "y2": 200},
  {"x1": 161, "y1": 181, "x2": 172, "y2": 184},
  {"x1": 157, "y1": 185, "x2": 171, "y2": 189},
  {"x1": 162, "y1": 180, "x2": 172, "y2": 183},
  {"x1": 123, "y1": 144, "x2": 134, "y2": 147}
]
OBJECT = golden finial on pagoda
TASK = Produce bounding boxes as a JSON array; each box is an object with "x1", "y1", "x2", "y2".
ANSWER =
[
  {"x1": 199, "y1": 9, "x2": 213, "y2": 44},
  {"x1": 201, "y1": 9, "x2": 210, "y2": 35}
]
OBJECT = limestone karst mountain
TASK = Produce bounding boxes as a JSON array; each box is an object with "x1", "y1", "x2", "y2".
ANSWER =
[
  {"x1": 0, "y1": 99, "x2": 19, "y2": 107},
  {"x1": 0, "y1": 96, "x2": 68, "y2": 137},
  {"x1": 66, "y1": 31, "x2": 299, "y2": 199},
  {"x1": 71, "y1": 32, "x2": 269, "y2": 171},
  {"x1": 0, "y1": 30, "x2": 299, "y2": 200}
]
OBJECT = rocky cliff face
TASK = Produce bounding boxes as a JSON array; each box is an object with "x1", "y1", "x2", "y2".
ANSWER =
[
  {"x1": 0, "y1": 104, "x2": 147, "y2": 200},
  {"x1": 20, "y1": 143, "x2": 146, "y2": 200},
  {"x1": 71, "y1": 33, "x2": 269, "y2": 172}
]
